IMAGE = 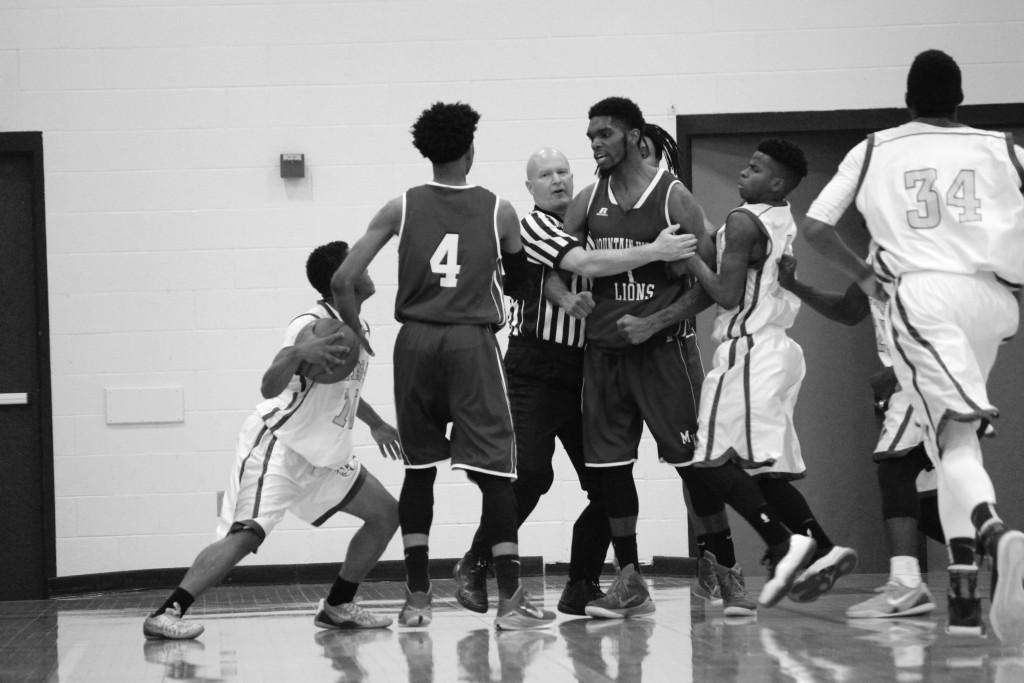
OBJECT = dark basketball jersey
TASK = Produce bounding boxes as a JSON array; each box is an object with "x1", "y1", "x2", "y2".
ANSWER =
[
  {"x1": 395, "y1": 183, "x2": 506, "y2": 327},
  {"x1": 584, "y1": 168, "x2": 691, "y2": 350}
]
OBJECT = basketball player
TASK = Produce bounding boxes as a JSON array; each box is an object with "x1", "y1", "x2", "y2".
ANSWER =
[
  {"x1": 803, "y1": 49, "x2": 1024, "y2": 643},
  {"x1": 558, "y1": 97, "x2": 794, "y2": 618},
  {"x1": 143, "y1": 241, "x2": 402, "y2": 640},
  {"x1": 639, "y1": 122, "x2": 756, "y2": 614},
  {"x1": 681, "y1": 138, "x2": 857, "y2": 606},
  {"x1": 777, "y1": 253, "x2": 942, "y2": 618},
  {"x1": 453, "y1": 147, "x2": 697, "y2": 617},
  {"x1": 331, "y1": 102, "x2": 554, "y2": 630}
]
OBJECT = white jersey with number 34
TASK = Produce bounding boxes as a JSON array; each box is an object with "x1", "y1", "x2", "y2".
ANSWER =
[{"x1": 857, "y1": 121, "x2": 1024, "y2": 286}]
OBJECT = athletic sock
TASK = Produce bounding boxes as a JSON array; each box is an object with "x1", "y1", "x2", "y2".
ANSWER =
[
  {"x1": 890, "y1": 555, "x2": 922, "y2": 588},
  {"x1": 697, "y1": 530, "x2": 736, "y2": 567},
  {"x1": 971, "y1": 502, "x2": 1006, "y2": 556},
  {"x1": 155, "y1": 587, "x2": 195, "y2": 617},
  {"x1": 404, "y1": 545, "x2": 430, "y2": 593},
  {"x1": 947, "y1": 537, "x2": 977, "y2": 567},
  {"x1": 492, "y1": 554, "x2": 521, "y2": 600},
  {"x1": 611, "y1": 534, "x2": 640, "y2": 574},
  {"x1": 326, "y1": 577, "x2": 359, "y2": 606}
]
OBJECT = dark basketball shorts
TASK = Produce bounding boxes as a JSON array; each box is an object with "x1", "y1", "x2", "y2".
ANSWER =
[
  {"x1": 583, "y1": 333, "x2": 703, "y2": 467},
  {"x1": 393, "y1": 321, "x2": 516, "y2": 477}
]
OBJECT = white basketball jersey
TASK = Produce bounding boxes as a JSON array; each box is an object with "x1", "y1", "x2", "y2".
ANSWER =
[
  {"x1": 711, "y1": 202, "x2": 801, "y2": 343},
  {"x1": 858, "y1": 121, "x2": 1024, "y2": 285},
  {"x1": 254, "y1": 301, "x2": 369, "y2": 469}
]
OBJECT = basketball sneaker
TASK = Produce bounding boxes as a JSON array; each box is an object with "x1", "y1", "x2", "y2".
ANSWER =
[
  {"x1": 845, "y1": 580, "x2": 935, "y2": 619},
  {"x1": 454, "y1": 551, "x2": 490, "y2": 614},
  {"x1": 718, "y1": 563, "x2": 758, "y2": 617},
  {"x1": 494, "y1": 586, "x2": 556, "y2": 631},
  {"x1": 557, "y1": 578, "x2": 605, "y2": 616},
  {"x1": 758, "y1": 535, "x2": 816, "y2": 607},
  {"x1": 314, "y1": 598, "x2": 393, "y2": 630},
  {"x1": 988, "y1": 529, "x2": 1024, "y2": 644},
  {"x1": 946, "y1": 564, "x2": 984, "y2": 636},
  {"x1": 143, "y1": 603, "x2": 204, "y2": 640},
  {"x1": 585, "y1": 564, "x2": 655, "y2": 619},
  {"x1": 789, "y1": 545, "x2": 858, "y2": 603},
  {"x1": 692, "y1": 551, "x2": 723, "y2": 606},
  {"x1": 398, "y1": 585, "x2": 433, "y2": 627}
]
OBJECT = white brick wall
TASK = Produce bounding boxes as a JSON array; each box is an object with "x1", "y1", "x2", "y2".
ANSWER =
[{"x1": 3, "y1": 0, "x2": 1022, "y2": 576}]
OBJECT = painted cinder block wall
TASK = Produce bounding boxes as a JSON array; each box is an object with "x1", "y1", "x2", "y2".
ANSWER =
[{"x1": 2, "y1": 0, "x2": 1022, "y2": 577}]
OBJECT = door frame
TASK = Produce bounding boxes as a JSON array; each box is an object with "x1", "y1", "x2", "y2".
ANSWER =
[
  {"x1": 675, "y1": 103, "x2": 1024, "y2": 189},
  {"x1": 0, "y1": 131, "x2": 55, "y2": 592}
]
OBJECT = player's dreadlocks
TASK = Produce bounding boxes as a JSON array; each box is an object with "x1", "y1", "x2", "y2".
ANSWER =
[{"x1": 643, "y1": 123, "x2": 681, "y2": 177}]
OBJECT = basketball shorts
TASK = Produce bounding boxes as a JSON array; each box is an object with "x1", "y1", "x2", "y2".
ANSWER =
[
  {"x1": 873, "y1": 386, "x2": 925, "y2": 460},
  {"x1": 216, "y1": 413, "x2": 367, "y2": 542},
  {"x1": 582, "y1": 333, "x2": 702, "y2": 467},
  {"x1": 888, "y1": 271, "x2": 1018, "y2": 449},
  {"x1": 692, "y1": 327, "x2": 806, "y2": 477},
  {"x1": 393, "y1": 322, "x2": 516, "y2": 477}
]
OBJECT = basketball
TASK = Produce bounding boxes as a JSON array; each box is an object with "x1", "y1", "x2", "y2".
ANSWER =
[{"x1": 295, "y1": 318, "x2": 360, "y2": 384}]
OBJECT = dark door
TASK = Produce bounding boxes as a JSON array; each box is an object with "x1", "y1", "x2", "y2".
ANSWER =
[{"x1": 0, "y1": 132, "x2": 54, "y2": 599}]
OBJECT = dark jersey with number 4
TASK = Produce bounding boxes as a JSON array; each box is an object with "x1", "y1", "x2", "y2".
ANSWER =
[{"x1": 395, "y1": 183, "x2": 507, "y2": 327}]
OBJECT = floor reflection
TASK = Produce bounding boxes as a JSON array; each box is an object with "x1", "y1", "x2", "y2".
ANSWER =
[{"x1": 0, "y1": 572, "x2": 1020, "y2": 682}]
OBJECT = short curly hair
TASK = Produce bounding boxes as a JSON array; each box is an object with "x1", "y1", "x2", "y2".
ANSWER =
[
  {"x1": 906, "y1": 49, "x2": 962, "y2": 117},
  {"x1": 306, "y1": 241, "x2": 349, "y2": 299},
  {"x1": 411, "y1": 102, "x2": 480, "y2": 164},
  {"x1": 757, "y1": 138, "x2": 808, "y2": 188},
  {"x1": 588, "y1": 97, "x2": 645, "y2": 134}
]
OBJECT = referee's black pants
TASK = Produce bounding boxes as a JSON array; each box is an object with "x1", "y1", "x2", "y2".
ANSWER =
[{"x1": 470, "y1": 337, "x2": 611, "y2": 582}]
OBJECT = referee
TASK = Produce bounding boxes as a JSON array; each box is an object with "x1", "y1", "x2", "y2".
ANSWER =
[{"x1": 454, "y1": 147, "x2": 696, "y2": 615}]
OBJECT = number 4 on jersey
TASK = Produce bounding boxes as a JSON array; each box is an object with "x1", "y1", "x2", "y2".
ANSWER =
[{"x1": 430, "y1": 233, "x2": 461, "y2": 288}]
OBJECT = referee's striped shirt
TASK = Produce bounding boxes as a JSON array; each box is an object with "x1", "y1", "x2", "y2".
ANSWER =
[{"x1": 507, "y1": 206, "x2": 589, "y2": 348}]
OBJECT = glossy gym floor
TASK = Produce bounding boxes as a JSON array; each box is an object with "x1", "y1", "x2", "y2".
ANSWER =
[{"x1": 3, "y1": 572, "x2": 1023, "y2": 682}]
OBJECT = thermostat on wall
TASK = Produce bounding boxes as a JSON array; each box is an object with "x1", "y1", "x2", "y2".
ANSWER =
[{"x1": 280, "y1": 153, "x2": 305, "y2": 178}]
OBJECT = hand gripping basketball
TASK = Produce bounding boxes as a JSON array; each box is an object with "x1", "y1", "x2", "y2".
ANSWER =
[{"x1": 295, "y1": 318, "x2": 360, "y2": 383}]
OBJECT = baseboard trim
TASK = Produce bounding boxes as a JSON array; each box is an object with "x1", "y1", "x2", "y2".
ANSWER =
[{"x1": 48, "y1": 555, "x2": 696, "y2": 597}]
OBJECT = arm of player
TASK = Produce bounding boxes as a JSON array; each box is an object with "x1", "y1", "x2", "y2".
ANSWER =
[
  {"x1": 558, "y1": 226, "x2": 696, "y2": 278},
  {"x1": 260, "y1": 331, "x2": 350, "y2": 399},
  {"x1": 777, "y1": 254, "x2": 870, "y2": 326},
  {"x1": 542, "y1": 269, "x2": 594, "y2": 319},
  {"x1": 331, "y1": 198, "x2": 402, "y2": 355},
  {"x1": 496, "y1": 199, "x2": 529, "y2": 298},
  {"x1": 560, "y1": 185, "x2": 594, "y2": 239},
  {"x1": 803, "y1": 217, "x2": 876, "y2": 295},
  {"x1": 357, "y1": 400, "x2": 404, "y2": 461},
  {"x1": 616, "y1": 283, "x2": 713, "y2": 345},
  {"x1": 682, "y1": 210, "x2": 761, "y2": 309}
]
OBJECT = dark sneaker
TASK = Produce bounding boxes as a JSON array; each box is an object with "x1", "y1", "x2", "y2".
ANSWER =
[
  {"x1": 717, "y1": 564, "x2": 758, "y2": 617},
  {"x1": 584, "y1": 564, "x2": 655, "y2": 619},
  {"x1": 398, "y1": 585, "x2": 433, "y2": 627},
  {"x1": 692, "y1": 551, "x2": 723, "y2": 605},
  {"x1": 789, "y1": 545, "x2": 858, "y2": 603},
  {"x1": 758, "y1": 535, "x2": 817, "y2": 607},
  {"x1": 454, "y1": 552, "x2": 490, "y2": 614},
  {"x1": 989, "y1": 529, "x2": 1024, "y2": 644},
  {"x1": 143, "y1": 603, "x2": 204, "y2": 640},
  {"x1": 314, "y1": 598, "x2": 393, "y2": 629},
  {"x1": 494, "y1": 586, "x2": 556, "y2": 631},
  {"x1": 946, "y1": 564, "x2": 984, "y2": 636},
  {"x1": 557, "y1": 578, "x2": 605, "y2": 616}
]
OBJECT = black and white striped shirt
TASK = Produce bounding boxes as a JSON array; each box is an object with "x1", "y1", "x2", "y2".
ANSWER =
[{"x1": 506, "y1": 207, "x2": 589, "y2": 348}]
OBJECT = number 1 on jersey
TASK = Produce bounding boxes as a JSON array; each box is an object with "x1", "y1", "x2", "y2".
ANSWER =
[{"x1": 430, "y1": 233, "x2": 461, "y2": 288}]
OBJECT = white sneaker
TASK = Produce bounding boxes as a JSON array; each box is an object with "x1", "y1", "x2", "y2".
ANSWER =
[
  {"x1": 142, "y1": 604, "x2": 204, "y2": 640},
  {"x1": 758, "y1": 535, "x2": 816, "y2": 607},
  {"x1": 789, "y1": 546, "x2": 858, "y2": 603},
  {"x1": 314, "y1": 598, "x2": 393, "y2": 629},
  {"x1": 990, "y1": 529, "x2": 1024, "y2": 645},
  {"x1": 846, "y1": 580, "x2": 935, "y2": 619}
]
